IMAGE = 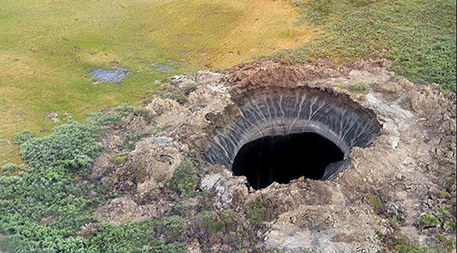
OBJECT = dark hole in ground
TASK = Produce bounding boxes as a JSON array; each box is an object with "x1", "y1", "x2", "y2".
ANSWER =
[{"x1": 232, "y1": 132, "x2": 344, "y2": 190}]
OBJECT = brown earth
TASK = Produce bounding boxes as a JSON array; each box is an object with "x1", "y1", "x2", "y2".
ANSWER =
[{"x1": 87, "y1": 60, "x2": 455, "y2": 252}]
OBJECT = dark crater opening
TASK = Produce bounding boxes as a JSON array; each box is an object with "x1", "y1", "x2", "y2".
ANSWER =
[
  {"x1": 233, "y1": 132, "x2": 344, "y2": 190},
  {"x1": 205, "y1": 87, "x2": 381, "y2": 190}
]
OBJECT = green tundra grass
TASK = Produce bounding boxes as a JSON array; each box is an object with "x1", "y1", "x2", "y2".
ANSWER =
[{"x1": 0, "y1": 0, "x2": 313, "y2": 163}]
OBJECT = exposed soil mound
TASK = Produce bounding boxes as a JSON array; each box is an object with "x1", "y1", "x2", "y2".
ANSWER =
[{"x1": 89, "y1": 60, "x2": 456, "y2": 252}]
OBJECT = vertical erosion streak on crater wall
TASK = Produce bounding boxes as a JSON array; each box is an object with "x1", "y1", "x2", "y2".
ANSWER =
[{"x1": 205, "y1": 88, "x2": 381, "y2": 181}]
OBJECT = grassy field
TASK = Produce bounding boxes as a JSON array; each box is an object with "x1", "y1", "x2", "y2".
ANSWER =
[
  {"x1": 269, "y1": 0, "x2": 456, "y2": 92},
  {"x1": 0, "y1": 0, "x2": 314, "y2": 164}
]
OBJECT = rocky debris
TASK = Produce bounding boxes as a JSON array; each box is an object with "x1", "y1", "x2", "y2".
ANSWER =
[
  {"x1": 130, "y1": 136, "x2": 184, "y2": 195},
  {"x1": 77, "y1": 223, "x2": 100, "y2": 238},
  {"x1": 95, "y1": 197, "x2": 162, "y2": 224},
  {"x1": 45, "y1": 111, "x2": 70, "y2": 123},
  {"x1": 88, "y1": 60, "x2": 455, "y2": 252},
  {"x1": 147, "y1": 136, "x2": 173, "y2": 147},
  {"x1": 45, "y1": 111, "x2": 60, "y2": 123},
  {"x1": 0, "y1": 138, "x2": 10, "y2": 149},
  {"x1": 201, "y1": 168, "x2": 249, "y2": 209}
]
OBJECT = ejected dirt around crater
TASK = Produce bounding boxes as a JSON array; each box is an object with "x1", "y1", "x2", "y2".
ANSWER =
[{"x1": 90, "y1": 60, "x2": 455, "y2": 252}]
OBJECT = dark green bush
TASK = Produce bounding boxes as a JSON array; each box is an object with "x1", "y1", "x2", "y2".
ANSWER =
[
  {"x1": 169, "y1": 158, "x2": 199, "y2": 197},
  {"x1": 0, "y1": 163, "x2": 24, "y2": 175},
  {"x1": 246, "y1": 198, "x2": 274, "y2": 227},
  {"x1": 19, "y1": 121, "x2": 104, "y2": 170},
  {"x1": 418, "y1": 212, "x2": 440, "y2": 227},
  {"x1": 1, "y1": 115, "x2": 187, "y2": 252},
  {"x1": 200, "y1": 211, "x2": 218, "y2": 231},
  {"x1": 12, "y1": 130, "x2": 34, "y2": 145},
  {"x1": 155, "y1": 216, "x2": 185, "y2": 243},
  {"x1": 122, "y1": 131, "x2": 149, "y2": 150},
  {"x1": 85, "y1": 219, "x2": 186, "y2": 253}
]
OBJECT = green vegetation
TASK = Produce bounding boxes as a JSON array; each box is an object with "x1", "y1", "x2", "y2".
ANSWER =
[
  {"x1": 87, "y1": 219, "x2": 186, "y2": 253},
  {"x1": 0, "y1": 113, "x2": 187, "y2": 252},
  {"x1": 246, "y1": 198, "x2": 274, "y2": 227},
  {"x1": 418, "y1": 212, "x2": 440, "y2": 227},
  {"x1": 196, "y1": 207, "x2": 257, "y2": 251},
  {"x1": 200, "y1": 209, "x2": 238, "y2": 234},
  {"x1": 271, "y1": 0, "x2": 456, "y2": 92},
  {"x1": 350, "y1": 82, "x2": 371, "y2": 94},
  {"x1": 111, "y1": 153, "x2": 128, "y2": 165},
  {"x1": 445, "y1": 177, "x2": 455, "y2": 191},
  {"x1": 433, "y1": 191, "x2": 450, "y2": 198},
  {"x1": 0, "y1": 163, "x2": 24, "y2": 176},
  {"x1": 199, "y1": 211, "x2": 220, "y2": 232},
  {"x1": 0, "y1": 116, "x2": 105, "y2": 251},
  {"x1": 169, "y1": 158, "x2": 200, "y2": 197},
  {"x1": 395, "y1": 243, "x2": 447, "y2": 253},
  {"x1": 390, "y1": 217, "x2": 401, "y2": 231},
  {"x1": 12, "y1": 130, "x2": 35, "y2": 145},
  {"x1": 161, "y1": 92, "x2": 189, "y2": 104},
  {"x1": 367, "y1": 193, "x2": 384, "y2": 214},
  {"x1": 19, "y1": 121, "x2": 104, "y2": 169},
  {"x1": 377, "y1": 232, "x2": 450, "y2": 253},
  {"x1": 334, "y1": 82, "x2": 372, "y2": 94},
  {"x1": 122, "y1": 131, "x2": 149, "y2": 150},
  {"x1": 434, "y1": 233, "x2": 446, "y2": 242},
  {"x1": 158, "y1": 80, "x2": 201, "y2": 104}
]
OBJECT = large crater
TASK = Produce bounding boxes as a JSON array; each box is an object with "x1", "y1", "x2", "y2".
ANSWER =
[{"x1": 206, "y1": 87, "x2": 381, "y2": 188}]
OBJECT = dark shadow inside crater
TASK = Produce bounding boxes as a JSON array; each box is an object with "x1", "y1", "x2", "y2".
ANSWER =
[
  {"x1": 232, "y1": 132, "x2": 344, "y2": 190},
  {"x1": 205, "y1": 89, "x2": 382, "y2": 189}
]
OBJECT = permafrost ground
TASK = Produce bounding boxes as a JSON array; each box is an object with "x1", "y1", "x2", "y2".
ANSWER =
[
  {"x1": 87, "y1": 60, "x2": 455, "y2": 252},
  {"x1": 205, "y1": 86, "x2": 381, "y2": 183}
]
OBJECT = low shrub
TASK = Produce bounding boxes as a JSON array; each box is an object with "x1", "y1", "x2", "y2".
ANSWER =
[
  {"x1": 367, "y1": 194, "x2": 384, "y2": 214},
  {"x1": 19, "y1": 121, "x2": 104, "y2": 170},
  {"x1": 0, "y1": 163, "x2": 24, "y2": 175},
  {"x1": 418, "y1": 212, "x2": 440, "y2": 227},
  {"x1": 350, "y1": 82, "x2": 371, "y2": 94},
  {"x1": 111, "y1": 153, "x2": 128, "y2": 164},
  {"x1": 12, "y1": 130, "x2": 34, "y2": 145},
  {"x1": 246, "y1": 198, "x2": 274, "y2": 227},
  {"x1": 169, "y1": 158, "x2": 199, "y2": 197},
  {"x1": 87, "y1": 219, "x2": 186, "y2": 253},
  {"x1": 0, "y1": 115, "x2": 187, "y2": 252}
]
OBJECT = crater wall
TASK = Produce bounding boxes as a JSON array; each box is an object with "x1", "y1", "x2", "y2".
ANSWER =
[{"x1": 205, "y1": 87, "x2": 381, "y2": 179}]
